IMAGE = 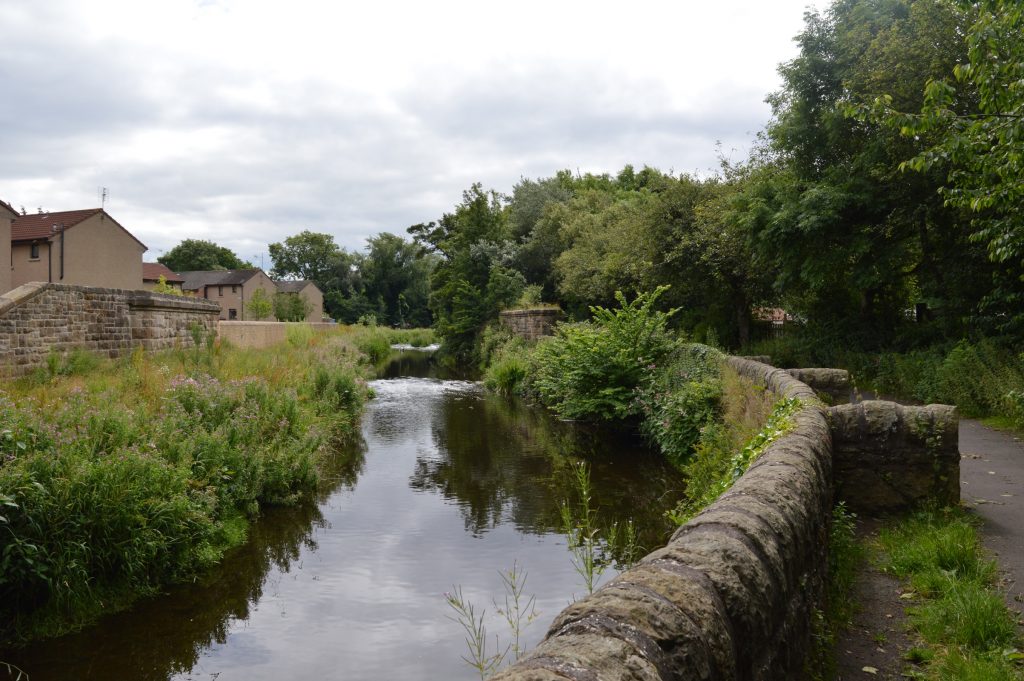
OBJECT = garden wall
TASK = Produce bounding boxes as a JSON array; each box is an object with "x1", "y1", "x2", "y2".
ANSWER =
[
  {"x1": 0, "y1": 282, "x2": 220, "y2": 376},
  {"x1": 217, "y1": 321, "x2": 288, "y2": 349},
  {"x1": 494, "y1": 357, "x2": 832, "y2": 681}
]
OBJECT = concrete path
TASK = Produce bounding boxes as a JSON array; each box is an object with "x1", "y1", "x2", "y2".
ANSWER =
[{"x1": 959, "y1": 419, "x2": 1024, "y2": 611}]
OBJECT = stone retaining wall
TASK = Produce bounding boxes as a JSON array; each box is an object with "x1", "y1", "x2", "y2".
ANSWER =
[
  {"x1": 0, "y1": 282, "x2": 219, "y2": 376},
  {"x1": 494, "y1": 357, "x2": 833, "y2": 681},
  {"x1": 829, "y1": 401, "x2": 959, "y2": 512},
  {"x1": 499, "y1": 308, "x2": 564, "y2": 341}
]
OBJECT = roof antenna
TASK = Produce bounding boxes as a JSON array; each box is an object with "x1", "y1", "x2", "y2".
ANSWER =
[{"x1": 99, "y1": 187, "x2": 108, "y2": 210}]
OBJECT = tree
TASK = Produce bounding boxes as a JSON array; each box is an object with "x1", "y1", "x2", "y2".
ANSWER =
[
  {"x1": 860, "y1": 0, "x2": 1024, "y2": 329},
  {"x1": 269, "y1": 231, "x2": 342, "y2": 292},
  {"x1": 158, "y1": 239, "x2": 251, "y2": 272},
  {"x1": 737, "y1": 0, "x2": 990, "y2": 345},
  {"x1": 360, "y1": 233, "x2": 435, "y2": 327},
  {"x1": 273, "y1": 292, "x2": 312, "y2": 322},
  {"x1": 248, "y1": 288, "x2": 273, "y2": 320},
  {"x1": 409, "y1": 184, "x2": 519, "y2": 360}
]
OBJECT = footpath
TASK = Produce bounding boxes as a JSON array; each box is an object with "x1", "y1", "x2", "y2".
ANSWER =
[{"x1": 835, "y1": 417, "x2": 1024, "y2": 679}]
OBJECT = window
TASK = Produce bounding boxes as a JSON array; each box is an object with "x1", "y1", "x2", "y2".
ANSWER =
[
  {"x1": 231, "y1": 285, "x2": 237, "y2": 293},
  {"x1": 29, "y1": 243, "x2": 39, "y2": 259},
  {"x1": 228, "y1": 308, "x2": 238, "y2": 320},
  {"x1": 218, "y1": 286, "x2": 223, "y2": 296}
]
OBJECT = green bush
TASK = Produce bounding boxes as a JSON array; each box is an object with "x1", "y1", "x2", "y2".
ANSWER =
[
  {"x1": 532, "y1": 287, "x2": 679, "y2": 421},
  {"x1": 636, "y1": 345, "x2": 724, "y2": 467}
]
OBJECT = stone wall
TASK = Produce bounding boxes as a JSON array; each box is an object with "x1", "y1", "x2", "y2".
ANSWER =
[
  {"x1": 494, "y1": 357, "x2": 833, "y2": 681},
  {"x1": 217, "y1": 321, "x2": 288, "y2": 349},
  {"x1": 786, "y1": 367, "x2": 852, "y2": 403},
  {"x1": 0, "y1": 282, "x2": 219, "y2": 376},
  {"x1": 499, "y1": 308, "x2": 564, "y2": 341},
  {"x1": 829, "y1": 401, "x2": 959, "y2": 512}
]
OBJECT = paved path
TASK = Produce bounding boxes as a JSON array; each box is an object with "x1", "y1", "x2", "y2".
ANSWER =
[{"x1": 959, "y1": 419, "x2": 1024, "y2": 610}]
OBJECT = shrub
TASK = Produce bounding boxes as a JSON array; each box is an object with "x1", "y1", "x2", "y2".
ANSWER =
[{"x1": 532, "y1": 287, "x2": 679, "y2": 421}]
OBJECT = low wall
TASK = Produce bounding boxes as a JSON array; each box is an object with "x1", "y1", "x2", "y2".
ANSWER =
[
  {"x1": 217, "y1": 321, "x2": 288, "y2": 349},
  {"x1": 786, "y1": 368, "x2": 851, "y2": 403},
  {"x1": 829, "y1": 401, "x2": 959, "y2": 512},
  {"x1": 494, "y1": 358, "x2": 832, "y2": 681},
  {"x1": 500, "y1": 308, "x2": 564, "y2": 341},
  {"x1": 0, "y1": 282, "x2": 220, "y2": 376}
]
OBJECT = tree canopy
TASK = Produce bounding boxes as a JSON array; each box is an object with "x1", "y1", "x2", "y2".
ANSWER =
[{"x1": 158, "y1": 239, "x2": 251, "y2": 272}]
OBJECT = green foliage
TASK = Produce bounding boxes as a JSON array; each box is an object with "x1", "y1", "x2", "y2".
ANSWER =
[
  {"x1": 247, "y1": 287, "x2": 273, "y2": 320},
  {"x1": 877, "y1": 507, "x2": 1023, "y2": 677},
  {"x1": 268, "y1": 231, "x2": 341, "y2": 290},
  {"x1": 668, "y1": 396, "x2": 802, "y2": 525},
  {"x1": 0, "y1": 334, "x2": 369, "y2": 645},
  {"x1": 273, "y1": 292, "x2": 312, "y2": 322},
  {"x1": 636, "y1": 344, "x2": 725, "y2": 467},
  {"x1": 157, "y1": 239, "x2": 251, "y2": 272},
  {"x1": 152, "y1": 274, "x2": 184, "y2": 296},
  {"x1": 531, "y1": 288, "x2": 679, "y2": 421}
]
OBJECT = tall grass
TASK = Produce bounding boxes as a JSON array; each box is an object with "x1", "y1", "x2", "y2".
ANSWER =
[
  {"x1": 0, "y1": 327, "x2": 370, "y2": 645},
  {"x1": 878, "y1": 507, "x2": 1023, "y2": 678}
]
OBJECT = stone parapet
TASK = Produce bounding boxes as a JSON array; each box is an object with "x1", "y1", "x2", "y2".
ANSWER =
[
  {"x1": 786, "y1": 367, "x2": 852, "y2": 403},
  {"x1": 499, "y1": 308, "x2": 564, "y2": 341},
  {"x1": 493, "y1": 357, "x2": 833, "y2": 681},
  {"x1": 0, "y1": 282, "x2": 219, "y2": 376},
  {"x1": 829, "y1": 400, "x2": 959, "y2": 512}
]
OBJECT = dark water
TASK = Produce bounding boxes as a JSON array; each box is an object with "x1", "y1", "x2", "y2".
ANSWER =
[{"x1": 4, "y1": 349, "x2": 681, "y2": 680}]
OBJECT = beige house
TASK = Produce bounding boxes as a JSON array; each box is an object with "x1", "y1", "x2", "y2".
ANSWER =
[
  {"x1": 10, "y1": 208, "x2": 146, "y2": 291},
  {"x1": 0, "y1": 200, "x2": 15, "y2": 294},
  {"x1": 275, "y1": 280, "x2": 324, "y2": 322},
  {"x1": 142, "y1": 262, "x2": 185, "y2": 292},
  {"x1": 179, "y1": 269, "x2": 278, "y2": 321}
]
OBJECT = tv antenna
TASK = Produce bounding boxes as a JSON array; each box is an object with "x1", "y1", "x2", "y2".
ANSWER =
[{"x1": 99, "y1": 187, "x2": 108, "y2": 209}]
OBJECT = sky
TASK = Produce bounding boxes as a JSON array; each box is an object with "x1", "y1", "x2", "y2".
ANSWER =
[{"x1": 0, "y1": 0, "x2": 821, "y2": 266}]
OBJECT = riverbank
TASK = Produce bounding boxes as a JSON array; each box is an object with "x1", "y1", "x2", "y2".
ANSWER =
[{"x1": 0, "y1": 324, "x2": 390, "y2": 646}]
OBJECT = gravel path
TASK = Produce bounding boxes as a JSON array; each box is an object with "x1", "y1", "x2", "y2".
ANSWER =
[{"x1": 958, "y1": 419, "x2": 1024, "y2": 612}]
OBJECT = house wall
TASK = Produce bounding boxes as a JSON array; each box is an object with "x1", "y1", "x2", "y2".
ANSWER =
[
  {"x1": 11, "y1": 242, "x2": 53, "y2": 288},
  {"x1": 297, "y1": 284, "x2": 324, "y2": 322},
  {"x1": 61, "y1": 213, "x2": 145, "y2": 290},
  {"x1": 0, "y1": 207, "x2": 12, "y2": 294},
  {"x1": 0, "y1": 282, "x2": 220, "y2": 376},
  {"x1": 244, "y1": 271, "x2": 278, "y2": 320}
]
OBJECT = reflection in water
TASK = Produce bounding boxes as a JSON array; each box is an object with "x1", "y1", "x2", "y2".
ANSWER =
[{"x1": 2, "y1": 350, "x2": 681, "y2": 680}]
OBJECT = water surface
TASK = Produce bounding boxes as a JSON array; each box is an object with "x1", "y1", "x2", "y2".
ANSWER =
[{"x1": 4, "y1": 349, "x2": 680, "y2": 680}]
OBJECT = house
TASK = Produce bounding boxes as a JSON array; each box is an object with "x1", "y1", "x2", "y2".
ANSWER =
[
  {"x1": 142, "y1": 262, "x2": 185, "y2": 292},
  {"x1": 275, "y1": 280, "x2": 324, "y2": 322},
  {"x1": 0, "y1": 200, "x2": 15, "y2": 293},
  {"x1": 10, "y1": 208, "x2": 146, "y2": 291},
  {"x1": 178, "y1": 269, "x2": 278, "y2": 321}
]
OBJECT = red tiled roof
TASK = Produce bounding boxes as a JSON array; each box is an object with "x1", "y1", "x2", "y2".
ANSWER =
[
  {"x1": 143, "y1": 262, "x2": 185, "y2": 283},
  {"x1": 12, "y1": 208, "x2": 102, "y2": 241}
]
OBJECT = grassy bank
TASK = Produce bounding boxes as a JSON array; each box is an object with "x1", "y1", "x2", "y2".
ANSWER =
[
  {"x1": 876, "y1": 507, "x2": 1023, "y2": 680},
  {"x1": 0, "y1": 325, "x2": 382, "y2": 646},
  {"x1": 744, "y1": 336, "x2": 1024, "y2": 431}
]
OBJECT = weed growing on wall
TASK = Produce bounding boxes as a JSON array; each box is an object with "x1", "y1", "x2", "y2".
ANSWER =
[{"x1": 668, "y1": 396, "x2": 802, "y2": 525}]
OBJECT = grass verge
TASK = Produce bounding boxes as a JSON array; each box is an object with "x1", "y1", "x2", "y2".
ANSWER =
[{"x1": 877, "y1": 507, "x2": 1023, "y2": 680}]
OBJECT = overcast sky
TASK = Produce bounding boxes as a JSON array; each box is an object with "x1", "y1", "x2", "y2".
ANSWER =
[{"x1": 0, "y1": 0, "x2": 821, "y2": 265}]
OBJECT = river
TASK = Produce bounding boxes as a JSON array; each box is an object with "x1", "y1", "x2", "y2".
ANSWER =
[{"x1": 4, "y1": 348, "x2": 680, "y2": 680}]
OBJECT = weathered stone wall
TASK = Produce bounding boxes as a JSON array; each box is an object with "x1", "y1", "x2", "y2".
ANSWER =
[
  {"x1": 787, "y1": 367, "x2": 852, "y2": 403},
  {"x1": 499, "y1": 308, "x2": 564, "y2": 341},
  {"x1": 0, "y1": 282, "x2": 219, "y2": 376},
  {"x1": 829, "y1": 401, "x2": 959, "y2": 512},
  {"x1": 217, "y1": 321, "x2": 288, "y2": 349},
  {"x1": 494, "y1": 357, "x2": 832, "y2": 681}
]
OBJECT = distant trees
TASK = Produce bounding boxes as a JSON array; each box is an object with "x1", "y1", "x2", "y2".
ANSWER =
[{"x1": 158, "y1": 239, "x2": 251, "y2": 272}]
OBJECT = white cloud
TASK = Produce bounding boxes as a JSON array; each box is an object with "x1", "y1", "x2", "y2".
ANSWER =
[{"x1": 0, "y1": 0, "x2": 820, "y2": 259}]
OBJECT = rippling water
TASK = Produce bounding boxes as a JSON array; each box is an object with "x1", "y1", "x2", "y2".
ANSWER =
[{"x1": 5, "y1": 350, "x2": 680, "y2": 680}]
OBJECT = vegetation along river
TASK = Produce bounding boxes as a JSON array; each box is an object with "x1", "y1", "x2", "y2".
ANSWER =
[{"x1": 4, "y1": 348, "x2": 680, "y2": 680}]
